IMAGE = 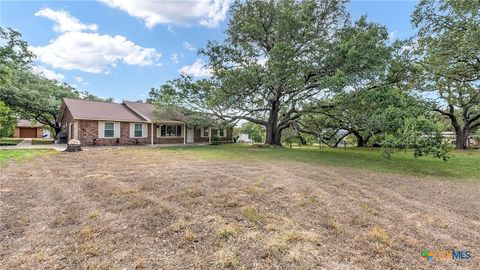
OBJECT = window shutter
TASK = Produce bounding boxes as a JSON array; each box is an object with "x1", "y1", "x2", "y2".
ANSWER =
[
  {"x1": 142, "y1": 123, "x2": 147, "y2": 138},
  {"x1": 98, "y1": 121, "x2": 104, "y2": 138},
  {"x1": 114, "y1": 122, "x2": 121, "y2": 138},
  {"x1": 129, "y1": 123, "x2": 134, "y2": 138}
]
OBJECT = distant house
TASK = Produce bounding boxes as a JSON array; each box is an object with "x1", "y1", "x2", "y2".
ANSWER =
[
  {"x1": 56, "y1": 98, "x2": 233, "y2": 146},
  {"x1": 13, "y1": 119, "x2": 50, "y2": 138},
  {"x1": 441, "y1": 131, "x2": 480, "y2": 147}
]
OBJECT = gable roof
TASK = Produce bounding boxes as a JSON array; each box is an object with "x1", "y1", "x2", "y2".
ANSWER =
[
  {"x1": 123, "y1": 101, "x2": 156, "y2": 122},
  {"x1": 16, "y1": 119, "x2": 43, "y2": 128},
  {"x1": 62, "y1": 98, "x2": 148, "y2": 122}
]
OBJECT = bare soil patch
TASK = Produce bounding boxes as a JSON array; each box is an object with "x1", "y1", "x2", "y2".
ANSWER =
[{"x1": 1, "y1": 147, "x2": 479, "y2": 269}]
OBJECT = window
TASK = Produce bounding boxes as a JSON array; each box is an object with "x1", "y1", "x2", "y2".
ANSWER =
[
  {"x1": 202, "y1": 126, "x2": 209, "y2": 137},
  {"x1": 104, "y1": 122, "x2": 114, "y2": 138},
  {"x1": 160, "y1": 125, "x2": 182, "y2": 137},
  {"x1": 218, "y1": 128, "x2": 226, "y2": 137},
  {"x1": 134, "y1": 123, "x2": 143, "y2": 138}
]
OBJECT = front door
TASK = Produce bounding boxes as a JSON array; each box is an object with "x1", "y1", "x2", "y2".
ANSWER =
[{"x1": 187, "y1": 127, "x2": 194, "y2": 143}]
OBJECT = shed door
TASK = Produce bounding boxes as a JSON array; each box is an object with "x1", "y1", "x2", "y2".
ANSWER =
[{"x1": 20, "y1": 128, "x2": 37, "y2": 138}]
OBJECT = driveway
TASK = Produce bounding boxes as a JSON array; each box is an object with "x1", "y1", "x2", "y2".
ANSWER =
[{"x1": 0, "y1": 139, "x2": 66, "y2": 151}]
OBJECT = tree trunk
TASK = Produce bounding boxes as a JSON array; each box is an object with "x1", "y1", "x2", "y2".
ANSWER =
[
  {"x1": 455, "y1": 129, "x2": 469, "y2": 150},
  {"x1": 351, "y1": 130, "x2": 366, "y2": 147},
  {"x1": 264, "y1": 100, "x2": 283, "y2": 146}
]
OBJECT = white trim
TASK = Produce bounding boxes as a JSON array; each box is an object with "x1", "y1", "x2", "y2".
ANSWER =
[
  {"x1": 73, "y1": 122, "x2": 78, "y2": 139},
  {"x1": 208, "y1": 126, "x2": 211, "y2": 144},
  {"x1": 157, "y1": 124, "x2": 184, "y2": 138},
  {"x1": 130, "y1": 122, "x2": 147, "y2": 138},
  {"x1": 183, "y1": 124, "x2": 186, "y2": 144},
  {"x1": 150, "y1": 123, "x2": 153, "y2": 145},
  {"x1": 201, "y1": 126, "x2": 209, "y2": 137},
  {"x1": 98, "y1": 121, "x2": 120, "y2": 138},
  {"x1": 217, "y1": 128, "x2": 226, "y2": 137}
]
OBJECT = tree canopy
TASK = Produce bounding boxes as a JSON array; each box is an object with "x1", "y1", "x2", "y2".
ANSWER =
[
  {"x1": 411, "y1": 0, "x2": 480, "y2": 149},
  {"x1": 153, "y1": 0, "x2": 394, "y2": 145}
]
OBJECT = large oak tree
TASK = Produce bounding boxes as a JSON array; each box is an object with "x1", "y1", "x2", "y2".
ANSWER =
[
  {"x1": 154, "y1": 0, "x2": 393, "y2": 145},
  {"x1": 412, "y1": 0, "x2": 480, "y2": 149}
]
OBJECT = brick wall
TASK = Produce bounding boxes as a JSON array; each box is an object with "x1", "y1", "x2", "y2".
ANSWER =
[
  {"x1": 36, "y1": 128, "x2": 43, "y2": 138},
  {"x1": 75, "y1": 120, "x2": 233, "y2": 146},
  {"x1": 13, "y1": 128, "x2": 20, "y2": 138},
  {"x1": 193, "y1": 127, "x2": 234, "y2": 143}
]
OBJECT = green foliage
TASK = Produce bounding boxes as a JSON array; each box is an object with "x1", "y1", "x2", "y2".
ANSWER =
[
  {"x1": 234, "y1": 122, "x2": 265, "y2": 143},
  {"x1": 0, "y1": 27, "x2": 33, "y2": 85},
  {"x1": 211, "y1": 135, "x2": 220, "y2": 145},
  {"x1": 381, "y1": 117, "x2": 450, "y2": 161},
  {"x1": 411, "y1": 0, "x2": 480, "y2": 149},
  {"x1": 0, "y1": 101, "x2": 16, "y2": 137},
  {"x1": 0, "y1": 69, "x2": 79, "y2": 133},
  {"x1": 153, "y1": 0, "x2": 393, "y2": 145}
]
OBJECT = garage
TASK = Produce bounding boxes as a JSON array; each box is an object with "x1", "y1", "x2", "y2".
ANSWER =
[{"x1": 19, "y1": 127, "x2": 37, "y2": 138}]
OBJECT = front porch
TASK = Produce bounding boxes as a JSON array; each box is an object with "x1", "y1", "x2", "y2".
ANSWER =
[{"x1": 151, "y1": 122, "x2": 213, "y2": 146}]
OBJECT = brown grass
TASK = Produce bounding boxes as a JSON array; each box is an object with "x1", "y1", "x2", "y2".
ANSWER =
[{"x1": 0, "y1": 147, "x2": 479, "y2": 269}]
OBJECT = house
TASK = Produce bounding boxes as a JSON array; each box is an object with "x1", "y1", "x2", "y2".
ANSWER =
[
  {"x1": 56, "y1": 98, "x2": 233, "y2": 146},
  {"x1": 14, "y1": 119, "x2": 50, "y2": 138}
]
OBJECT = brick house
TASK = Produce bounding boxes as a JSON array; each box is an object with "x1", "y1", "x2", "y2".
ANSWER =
[
  {"x1": 56, "y1": 98, "x2": 233, "y2": 146},
  {"x1": 13, "y1": 119, "x2": 49, "y2": 138}
]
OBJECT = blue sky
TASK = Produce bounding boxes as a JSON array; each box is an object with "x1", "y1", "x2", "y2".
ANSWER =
[{"x1": 0, "y1": 0, "x2": 418, "y2": 102}]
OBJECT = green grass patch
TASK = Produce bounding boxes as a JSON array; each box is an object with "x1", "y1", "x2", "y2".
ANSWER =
[
  {"x1": 31, "y1": 138, "x2": 54, "y2": 145},
  {"x1": 159, "y1": 144, "x2": 480, "y2": 180},
  {"x1": 0, "y1": 138, "x2": 23, "y2": 146},
  {"x1": 0, "y1": 149, "x2": 55, "y2": 166}
]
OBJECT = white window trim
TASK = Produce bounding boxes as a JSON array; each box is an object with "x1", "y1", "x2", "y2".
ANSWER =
[
  {"x1": 157, "y1": 124, "x2": 184, "y2": 138},
  {"x1": 98, "y1": 121, "x2": 120, "y2": 138},
  {"x1": 201, "y1": 126, "x2": 210, "y2": 137},
  {"x1": 217, "y1": 128, "x2": 226, "y2": 137},
  {"x1": 130, "y1": 123, "x2": 147, "y2": 138}
]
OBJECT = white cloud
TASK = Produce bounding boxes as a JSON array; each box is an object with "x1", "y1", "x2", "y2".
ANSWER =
[
  {"x1": 35, "y1": 8, "x2": 98, "y2": 33},
  {"x1": 32, "y1": 8, "x2": 161, "y2": 73},
  {"x1": 74, "y1": 76, "x2": 84, "y2": 83},
  {"x1": 179, "y1": 59, "x2": 212, "y2": 77},
  {"x1": 100, "y1": 0, "x2": 230, "y2": 28},
  {"x1": 183, "y1": 42, "x2": 196, "y2": 52},
  {"x1": 388, "y1": 31, "x2": 398, "y2": 41},
  {"x1": 170, "y1": 53, "x2": 179, "y2": 64},
  {"x1": 31, "y1": 66, "x2": 65, "y2": 81},
  {"x1": 30, "y1": 31, "x2": 160, "y2": 74}
]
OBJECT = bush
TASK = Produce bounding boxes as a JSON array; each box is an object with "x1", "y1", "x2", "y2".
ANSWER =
[{"x1": 211, "y1": 135, "x2": 220, "y2": 145}]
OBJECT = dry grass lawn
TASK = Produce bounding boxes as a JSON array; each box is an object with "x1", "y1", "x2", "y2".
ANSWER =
[{"x1": 1, "y1": 147, "x2": 479, "y2": 269}]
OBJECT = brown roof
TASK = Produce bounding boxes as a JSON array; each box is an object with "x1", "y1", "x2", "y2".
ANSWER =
[
  {"x1": 124, "y1": 101, "x2": 156, "y2": 121},
  {"x1": 17, "y1": 119, "x2": 43, "y2": 128},
  {"x1": 124, "y1": 101, "x2": 188, "y2": 122},
  {"x1": 63, "y1": 98, "x2": 147, "y2": 122}
]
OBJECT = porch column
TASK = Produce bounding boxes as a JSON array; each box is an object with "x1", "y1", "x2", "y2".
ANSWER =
[
  {"x1": 183, "y1": 123, "x2": 186, "y2": 144},
  {"x1": 150, "y1": 123, "x2": 154, "y2": 146},
  {"x1": 208, "y1": 126, "x2": 211, "y2": 144}
]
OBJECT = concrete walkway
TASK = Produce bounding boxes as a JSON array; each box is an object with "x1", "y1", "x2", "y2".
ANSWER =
[{"x1": 0, "y1": 139, "x2": 67, "y2": 151}]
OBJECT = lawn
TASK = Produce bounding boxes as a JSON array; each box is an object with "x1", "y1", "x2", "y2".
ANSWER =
[
  {"x1": 0, "y1": 138, "x2": 23, "y2": 146},
  {"x1": 0, "y1": 149, "x2": 55, "y2": 166},
  {"x1": 31, "y1": 138, "x2": 54, "y2": 145},
  {"x1": 1, "y1": 147, "x2": 479, "y2": 269},
  {"x1": 160, "y1": 144, "x2": 480, "y2": 180}
]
